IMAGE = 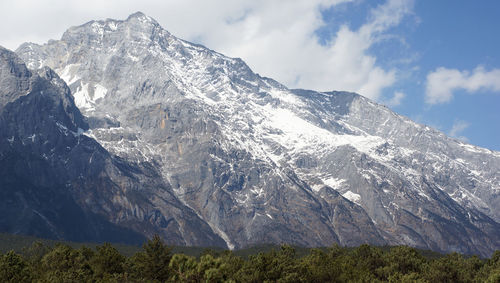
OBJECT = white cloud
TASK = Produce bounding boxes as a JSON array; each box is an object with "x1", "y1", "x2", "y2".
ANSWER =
[
  {"x1": 0, "y1": 0, "x2": 414, "y2": 101},
  {"x1": 384, "y1": 91, "x2": 405, "y2": 107},
  {"x1": 425, "y1": 66, "x2": 500, "y2": 104},
  {"x1": 449, "y1": 120, "x2": 470, "y2": 142},
  {"x1": 197, "y1": 0, "x2": 414, "y2": 101}
]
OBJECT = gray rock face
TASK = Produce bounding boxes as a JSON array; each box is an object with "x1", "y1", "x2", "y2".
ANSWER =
[
  {"x1": 8, "y1": 12, "x2": 500, "y2": 256},
  {"x1": 0, "y1": 46, "x2": 225, "y2": 247},
  {"x1": 0, "y1": 46, "x2": 33, "y2": 109}
]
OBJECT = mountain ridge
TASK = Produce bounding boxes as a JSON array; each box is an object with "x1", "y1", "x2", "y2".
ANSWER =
[
  {"x1": 0, "y1": 46, "x2": 227, "y2": 247},
  {"x1": 2, "y1": 12, "x2": 499, "y2": 256}
]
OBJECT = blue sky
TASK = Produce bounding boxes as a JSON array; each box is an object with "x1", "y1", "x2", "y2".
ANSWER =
[
  {"x1": 0, "y1": 0, "x2": 499, "y2": 150},
  {"x1": 385, "y1": 1, "x2": 500, "y2": 150},
  {"x1": 317, "y1": 0, "x2": 500, "y2": 150}
]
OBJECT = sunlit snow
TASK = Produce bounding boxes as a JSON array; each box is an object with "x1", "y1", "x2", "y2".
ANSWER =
[{"x1": 343, "y1": 191, "x2": 361, "y2": 203}]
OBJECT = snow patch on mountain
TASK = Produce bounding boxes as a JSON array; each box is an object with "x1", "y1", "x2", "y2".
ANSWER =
[
  {"x1": 322, "y1": 177, "x2": 346, "y2": 190},
  {"x1": 72, "y1": 82, "x2": 108, "y2": 111},
  {"x1": 343, "y1": 191, "x2": 361, "y2": 203},
  {"x1": 58, "y1": 64, "x2": 81, "y2": 85}
]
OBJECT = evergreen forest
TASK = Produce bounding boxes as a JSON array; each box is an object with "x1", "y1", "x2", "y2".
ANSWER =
[{"x1": 0, "y1": 235, "x2": 499, "y2": 282}]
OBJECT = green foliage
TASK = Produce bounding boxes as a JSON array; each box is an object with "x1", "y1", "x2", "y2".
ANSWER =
[
  {"x1": 474, "y1": 250, "x2": 500, "y2": 282},
  {"x1": 127, "y1": 235, "x2": 173, "y2": 281},
  {"x1": 0, "y1": 250, "x2": 32, "y2": 282},
  {"x1": 236, "y1": 245, "x2": 307, "y2": 282},
  {"x1": 0, "y1": 234, "x2": 498, "y2": 282},
  {"x1": 378, "y1": 246, "x2": 426, "y2": 281},
  {"x1": 90, "y1": 242, "x2": 126, "y2": 280},
  {"x1": 423, "y1": 252, "x2": 484, "y2": 283},
  {"x1": 40, "y1": 244, "x2": 94, "y2": 282},
  {"x1": 300, "y1": 247, "x2": 344, "y2": 282},
  {"x1": 22, "y1": 241, "x2": 50, "y2": 279},
  {"x1": 169, "y1": 253, "x2": 200, "y2": 282}
]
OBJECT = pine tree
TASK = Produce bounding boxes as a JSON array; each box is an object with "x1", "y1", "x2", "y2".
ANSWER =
[{"x1": 128, "y1": 235, "x2": 172, "y2": 281}]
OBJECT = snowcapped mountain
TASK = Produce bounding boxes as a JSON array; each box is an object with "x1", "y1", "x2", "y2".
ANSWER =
[
  {"x1": 0, "y1": 46, "x2": 225, "y2": 247},
  {"x1": 5, "y1": 12, "x2": 499, "y2": 256}
]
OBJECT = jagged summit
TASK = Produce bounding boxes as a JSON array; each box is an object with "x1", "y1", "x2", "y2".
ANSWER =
[
  {"x1": 126, "y1": 11, "x2": 156, "y2": 22},
  {"x1": 61, "y1": 11, "x2": 164, "y2": 47},
  {"x1": 0, "y1": 46, "x2": 33, "y2": 107},
  {"x1": 6, "y1": 12, "x2": 500, "y2": 256}
]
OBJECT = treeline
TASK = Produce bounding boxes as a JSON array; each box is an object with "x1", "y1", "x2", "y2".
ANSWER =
[{"x1": 0, "y1": 236, "x2": 499, "y2": 282}]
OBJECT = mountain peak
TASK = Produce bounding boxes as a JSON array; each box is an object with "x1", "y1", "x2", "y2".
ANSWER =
[
  {"x1": 125, "y1": 11, "x2": 158, "y2": 25},
  {"x1": 59, "y1": 12, "x2": 161, "y2": 46},
  {"x1": 0, "y1": 46, "x2": 33, "y2": 108},
  {"x1": 127, "y1": 11, "x2": 146, "y2": 20}
]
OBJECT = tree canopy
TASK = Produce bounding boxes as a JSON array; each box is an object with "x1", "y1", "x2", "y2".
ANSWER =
[{"x1": 0, "y1": 236, "x2": 498, "y2": 282}]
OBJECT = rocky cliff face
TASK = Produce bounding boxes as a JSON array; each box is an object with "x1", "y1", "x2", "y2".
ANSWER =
[
  {"x1": 0, "y1": 46, "x2": 225, "y2": 247},
  {"x1": 5, "y1": 12, "x2": 500, "y2": 256}
]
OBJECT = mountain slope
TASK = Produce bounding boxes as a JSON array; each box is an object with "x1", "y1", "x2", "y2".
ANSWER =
[
  {"x1": 11, "y1": 12, "x2": 500, "y2": 256},
  {"x1": 0, "y1": 46, "x2": 225, "y2": 247}
]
